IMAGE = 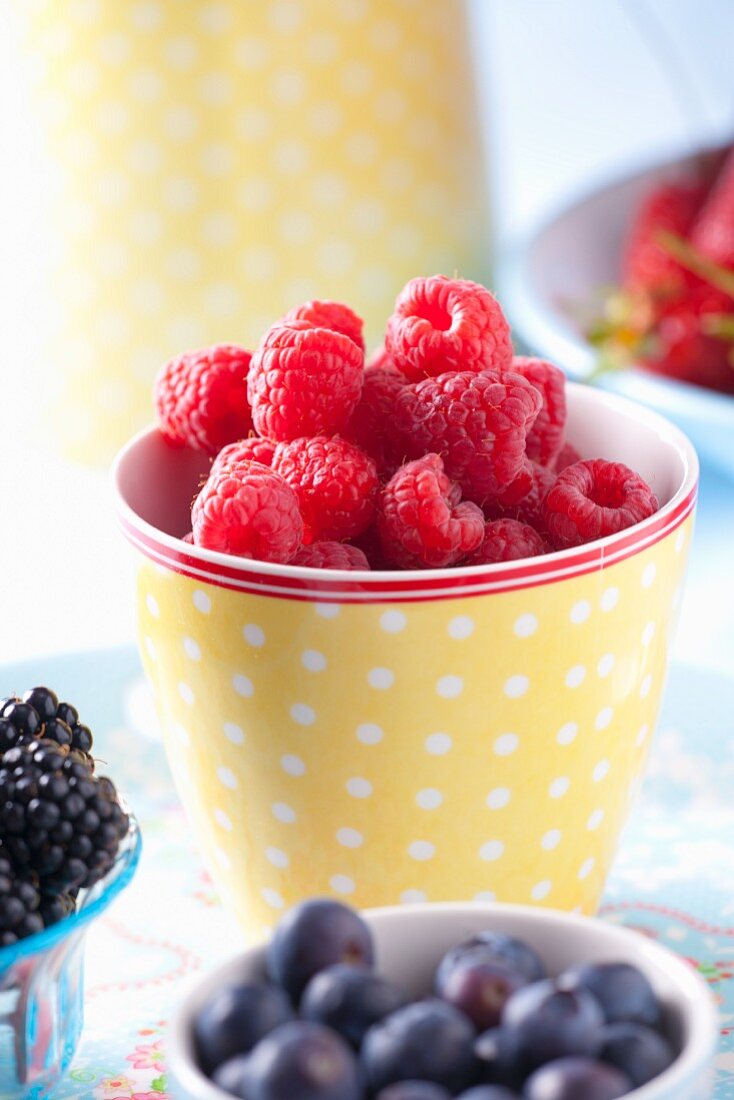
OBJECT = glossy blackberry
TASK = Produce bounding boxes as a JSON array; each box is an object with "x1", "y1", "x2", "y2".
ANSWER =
[
  {"x1": 0, "y1": 740, "x2": 129, "y2": 893},
  {"x1": 0, "y1": 688, "x2": 94, "y2": 765},
  {"x1": 0, "y1": 854, "x2": 43, "y2": 946},
  {"x1": 1, "y1": 700, "x2": 41, "y2": 738},
  {"x1": 22, "y1": 687, "x2": 58, "y2": 722},
  {"x1": 39, "y1": 891, "x2": 77, "y2": 928}
]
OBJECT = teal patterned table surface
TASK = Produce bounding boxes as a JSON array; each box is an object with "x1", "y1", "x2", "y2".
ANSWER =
[{"x1": 0, "y1": 647, "x2": 732, "y2": 1099}]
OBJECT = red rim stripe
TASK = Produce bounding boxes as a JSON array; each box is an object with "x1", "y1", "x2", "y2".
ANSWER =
[{"x1": 119, "y1": 484, "x2": 696, "y2": 604}]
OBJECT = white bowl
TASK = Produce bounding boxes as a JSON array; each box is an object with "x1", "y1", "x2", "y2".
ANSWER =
[
  {"x1": 502, "y1": 142, "x2": 734, "y2": 477},
  {"x1": 168, "y1": 902, "x2": 718, "y2": 1100}
]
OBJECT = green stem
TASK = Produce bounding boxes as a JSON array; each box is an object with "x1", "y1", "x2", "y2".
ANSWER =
[{"x1": 656, "y1": 231, "x2": 734, "y2": 299}]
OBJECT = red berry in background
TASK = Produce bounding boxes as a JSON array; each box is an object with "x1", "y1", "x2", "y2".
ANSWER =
[
  {"x1": 395, "y1": 369, "x2": 543, "y2": 505},
  {"x1": 543, "y1": 460, "x2": 659, "y2": 550},
  {"x1": 282, "y1": 299, "x2": 365, "y2": 352},
  {"x1": 247, "y1": 323, "x2": 364, "y2": 442},
  {"x1": 344, "y1": 363, "x2": 409, "y2": 479},
  {"x1": 622, "y1": 182, "x2": 706, "y2": 296},
  {"x1": 211, "y1": 437, "x2": 276, "y2": 476},
  {"x1": 690, "y1": 147, "x2": 734, "y2": 269},
  {"x1": 272, "y1": 436, "x2": 379, "y2": 543},
  {"x1": 192, "y1": 460, "x2": 303, "y2": 563},
  {"x1": 292, "y1": 542, "x2": 370, "y2": 571},
  {"x1": 377, "y1": 454, "x2": 484, "y2": 569},
  {"x1": 386, "y1": 275, "x2": 513, "y2": 381},
  {"x1": 465, "y1": 519, "x2": 549, "y2": 564},
  {"x1": 155, "y1": 344, "x2": 253, "y2": 455},
  {"x1": 485, "y1": 461, "x2": 556, "y2": 535},
  {"x1": 642, "y1": 285, "x2": 734, "y2": 394},
  {"x1": 509, "y1": 357, "x2": 567, "y2": 467},
  {"x1": 554, "y1": 442, "x2": 582, "y2": 473}
]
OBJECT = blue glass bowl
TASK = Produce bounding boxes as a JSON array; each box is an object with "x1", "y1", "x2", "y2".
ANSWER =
[{"x1": 0, "y1": 815, "x2": 141, "y2": 1098}]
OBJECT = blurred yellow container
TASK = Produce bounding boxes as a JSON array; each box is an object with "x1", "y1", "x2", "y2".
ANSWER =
[{"x1": 11, "y1": 0, "x2": 490, "y2": 464}]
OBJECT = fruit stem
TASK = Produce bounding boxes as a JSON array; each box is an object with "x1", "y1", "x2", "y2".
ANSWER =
[{"x1": 656, "y1": 231, "x2": 734, "y2": 299}]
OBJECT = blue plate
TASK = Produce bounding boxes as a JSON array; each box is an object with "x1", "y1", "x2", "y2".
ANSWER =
[{"x1": 501, "y1": 142, "x2": 734, "y2": 478}]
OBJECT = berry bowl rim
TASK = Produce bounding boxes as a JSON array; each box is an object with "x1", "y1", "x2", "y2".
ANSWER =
[
  {"x1": 112, "y1": 382, "x2": 699, "y2": 601},
  {"x1": 0, "y1": 811, "x2": 142, "y2": 970},
  {"x1": 167, "y1": 901, "x2": 718, "y2": 1100}
]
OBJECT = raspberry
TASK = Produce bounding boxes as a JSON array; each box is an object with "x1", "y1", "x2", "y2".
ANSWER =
[
  {"x1": 543, "y1": 460, "x2": 659, "y2": 550},
  {"x1": 282, "y1": 300, "x2": 365, "y2": 352},
  {"x1": 395, "y1": 370, "x2": 542, "y2": 504},
  {"x1": 192, "y1": 460, "x2": 304, "y2": 562},
  {"x1": 272, "y1": 436, "x2": 378, "y2": 542},
  {"x1": 386, "y1": 275, "x2": 513, "y2": 381},
  {"x1": 643, "y1": 285, "x2": 734, "y2": 394},
  {"x1": 211, "y1": 436, "x2": 276, "y2": 476},
  {"x1": 554, "y1": 442, "x2": 582, "y2": 472},
  {"x1": 155, "y1": 344, "x2": 253, "y2": 455},
  {"x1": 690, "y1": 147, "x2": 734, "y2": 269},
  {"x1": 248, "y1": 324, "x2": 364, "y2": 441},
  {"x1": 343, "y1": 363, "x2": 409, "y2": 478},
  {"x1": 509, "y1": 357, "x2": 566, "y2": 466},
  {"x1": 465, "y1": 519, "x2": 548, "y2": 564},
  {"x1": 377, "y1": 454, "x2": 484, "y2": 569},
  {"x1": 623, "y1": 183, "x2": 705, "y2": 295},
  {"x1": 366, "y1": 343, "x2": 393, "y2": 370},
  {"x1": 292, "y1": 542, "x2": 370, "y2": 571},
  {"x1": 486, "y1": 461, "x2": 555, "y2": 534}
]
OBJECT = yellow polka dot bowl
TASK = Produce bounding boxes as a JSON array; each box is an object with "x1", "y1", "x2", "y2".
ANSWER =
[{"x1": 113, "y1": 384, "x2": 697, "y2": 941}]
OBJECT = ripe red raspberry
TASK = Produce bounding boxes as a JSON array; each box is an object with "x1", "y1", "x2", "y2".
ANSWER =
[
  {"x1": 155, "y1": 344, "x2": 253, "y2": 455},
  {"x1": 292, "y1": 542, "x2": 370, "y2": 571},
  {"x1": 343, "y1": 363, "x2": 409, "y2": 478},
  {"x1": 465, "y1": 519, "x2": 548, "y2": 564},
  {"x1": 247, "y1": 323, "x2": 364, "y2": 441},
  {"x1": 386, "y1": 275, "x2": 513, "y2": 381},
  {"x1": 543, "y1": 459, "x2": 659, "y2": 550},
  {"x1": 377, "y1": 454, "x2": 484, "y2": 569},
  {"x1": 509, "y1": 357, "x2": 567, "y2": 466},
  {"x1": 486, "y1": 461, "x2": 555, "y2": 533},
  {"x1": 690, "y1": 148, "x2": 734, "y2": 269},
  {"x1": 282, "y1": 299, "x2": 365, "y2": 351},
  {"x1": 192, "y1": 460, "x2": 303, "y2": 563},
  {"x1": 272, "y1": 436, "x2": 378, "y2": 542},
  {"x1": 623, "y1": 182, "x2": 706, "y2": 295},
  {"x1": 554, "y1": 442, "x2": 582, "y2": 472},
  {"x1": 643, "y1": 285, "x2": 734, "y2": 394},
  {"x1": 211, "y1": 437, "x2": 276, "y2": 476},
  {"x1": 395, "y1": 369, "x2": 542, "y2": 504}
]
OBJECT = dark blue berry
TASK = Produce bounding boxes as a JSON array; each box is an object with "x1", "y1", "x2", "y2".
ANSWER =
[
  {"x1": 242, "y1": 1020, "x2": 362, "y2": 1100},
  {"x1": 457, "y1": 1088, "x2": 518, "y2": 1099},
  {"x1": 3, "y1": 701, "x2": 41, "y2": 738},
  {"x1": 377, "y1": 1083, "x2": 451, "y2": 1100},
  {"x1": 474, "y1": 1027, "x2": 523, "y2": 1089},
  {"x1": 523, "y1": 1056, "x2": 631, "y2": 1100},
  {"x1": 267, "y1": 898, "x2": 374, "y2": 1002},
  {"x1": 558, "y1": 963, "x2": 661, "y2": 1028},
  {"x1": 55, "y1": 702, "x2": 79, "y2": 728},
  {"x1": 362, "y1": 999, "x2": 478, "y2": 1094},
  {"x1": 599, "y1": 1021, "x2": 674, "y2": 1086},
  {"x1": 38, "y1": 718, "x2": 73, "y2": 749},
  {"x1": 441, "y1": 956, "x2": 527, "y2": 1032},
  {"x1": 436, "y1": 933, "x2": 545, "y2": 995},
  {"x1": 502, "y1": 980, "x2": 604, "y2": 1071},
  {"x1": 194, "y1": 981, "x2": 294, "y2": 1073},
  {"x1": 22, "y1": 687, "x2": 58, "y2": 722},
  {"x1": 212, "y1": 1054, "x2": 249, "y2": 1098},
  {"x1": 300, "y1": 963, "x2": 407, "y2": 1048}
]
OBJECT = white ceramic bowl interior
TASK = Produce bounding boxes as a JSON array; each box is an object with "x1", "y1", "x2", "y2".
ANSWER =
[
  {"x1": 501, "y1": 142, "x2": 734, "y2": 476},
  {"x1": 169, "y1": 903, "x2": 718, "y2": 1100}
]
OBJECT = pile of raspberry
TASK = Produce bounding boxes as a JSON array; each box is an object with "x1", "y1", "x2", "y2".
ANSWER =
[{"x1": 155, "y1": 276, "x2": 659, "y2": 571}]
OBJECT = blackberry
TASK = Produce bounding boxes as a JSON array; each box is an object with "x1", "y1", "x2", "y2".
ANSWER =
[
  {"x1": 0, "y1": 740, "x2": 129, "y2": 893},
  {"x1": 0, "y1": 853, "x2": 44, "y2": 946},
  {"x1": 0, "y1": 687, "x2": 95, "y2": 764},
  {"x1": 39, "y1": 891, "x2": 77, "y2": 928}
]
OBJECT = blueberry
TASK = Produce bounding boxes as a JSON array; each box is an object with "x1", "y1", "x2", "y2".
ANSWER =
[
  {"x1": 474, "y1": 1027, "x2": 523, "y2": 1089},
  {"x1": 436, "y1": 933, "x2": 545, "y2": 994},
  {"x1": 457, "y1": 1088, "x2": 518, "y2": 1099},
  {"x1": 501, "y1": 980, "x2": 604, "y2": 1071},
  {"x1": 523, "y1": 1056, "x2": 631, "y2": 1100},
  {"x1": 267, "y1": 898, "x2": 374, "y2": 1002},
  {"x1": 22, "y1": 687, "x2": 59, "y2": 723},
  {"x1": 242, "y1": 1020, "x2": 362, "y2": 1100},
  {"x1": 301, "y1": 964, "x2": 407, "y2": 1048},
  {"x1": 376, "y1": 1084, "x2": 452, "y2": 1100},
  {"x1": 558, "y1": 963, "x2": 661, "y2": 1028},
  {"x1": 362, "y1": 999, "x2": 478, "y2": 1094},
  {"x1": 441, "y1": 956, "x2": 527, "y2": 1032},
  {"x1": 599, "y1": 1022, "x2": 674, "y2": 1087},
  {"x1": 194, "y1": 982, "x2": 294, "y2": 1073},
  {"x1": 212, "y1": 1054, "x2": 249, "y2": 1098}
]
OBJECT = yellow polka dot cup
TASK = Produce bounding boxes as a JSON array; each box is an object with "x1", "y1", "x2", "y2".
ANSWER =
[{"x1": 113, "y1": 385, "x2": 697, "y2": 940}]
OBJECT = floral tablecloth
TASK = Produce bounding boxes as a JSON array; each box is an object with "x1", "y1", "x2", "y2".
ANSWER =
[{"x1": 2, "y1": 647, "x2": 732, "y2": 1100}]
